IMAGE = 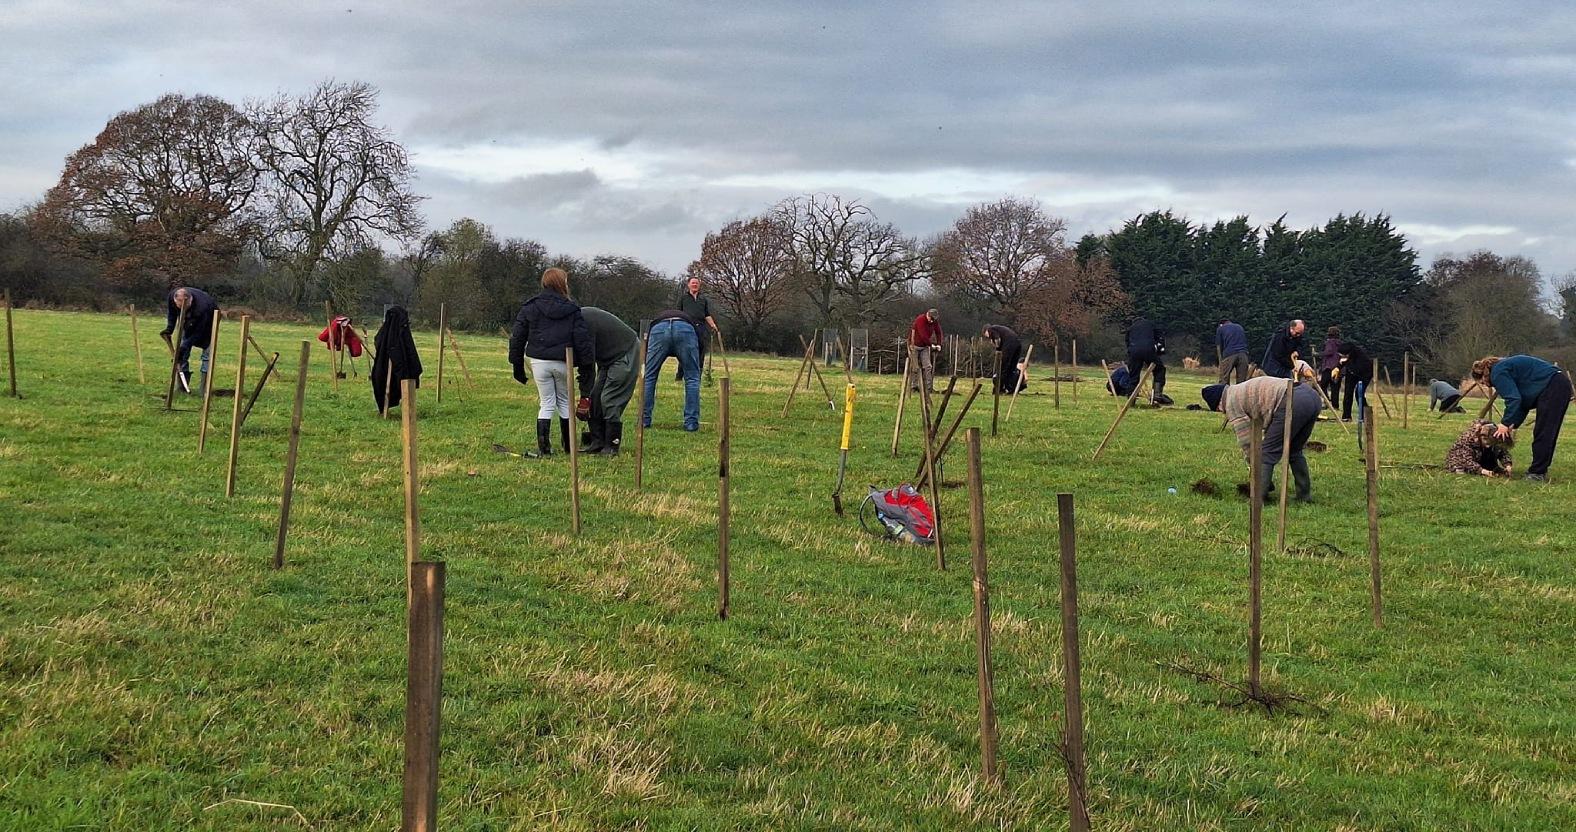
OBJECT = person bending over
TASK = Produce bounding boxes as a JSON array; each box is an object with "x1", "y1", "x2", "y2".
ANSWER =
[
  {"x1": 1471, "y1": 354, "x2": 1571, "y2": 482},
  {"x1": 1222, "y1": 375, "x2": 1323, "y2": 503},
  {"x1": 1336, "y1": 340, "x2": 1373, "y2": 422},
  {"x1": 578, "y1": 307, "x2": 639, "y2": 455},
  {"x1": 983, "y1": 324, "x2": 1024, "y2": 394},
  {"x1": 161, "y1": 286, "x2": 219, "y2": 393},
  {"x1": 1429, "y1": 379, "x2": 1466, "y2": 413},
  {"x1": 1261, "y1": 319, "x2": 1306, "y2": 379},
  {"x1": 1125, "y1": 316, "x2": 1170, "y2": 405}
]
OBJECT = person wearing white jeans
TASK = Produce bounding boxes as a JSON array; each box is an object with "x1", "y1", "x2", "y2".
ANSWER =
[{"x1": 531, "y1": 359, "x2": 570, "y2": 420}]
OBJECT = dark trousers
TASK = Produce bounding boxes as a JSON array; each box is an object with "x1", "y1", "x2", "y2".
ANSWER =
[
  {"x1": 1528, "y1": 372, "x2": 1571, "y2": 476},
  {"x1": 996, "y1": 345, "x2": 1024, "y2": 393},
  {"x1": 1341, "y1": 373, "x2": 1370, "y2": 421},
  {"x1": 1126, "y1": 350, "x2": 1166, "y2": 395},
  {"x1": 1320, "y1": 368, "x2": 1340, "y2": 411},
  {"x1": 1261, "y1": 385, "x2": 1323, "y2": 498}
]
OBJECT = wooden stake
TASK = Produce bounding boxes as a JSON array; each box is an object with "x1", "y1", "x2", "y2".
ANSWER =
[
  {"x1": 964, "y1": 428, "x2": 999, "y2": 786},
  {"x1": 401, "y1": 378, "x2": 421, "y2": 608},
  {"x1": 911, "y1": 345, "x2": 946, "y2": 570},
  {"x1": 224, "y1": 315, "x2": 250, "y2": 497},
  {"x1": 1372, "y1": 359, "x2": 1392, "y2": 417},
  {"x1": 800, "y1": 334, "x2": 838, "y2": 413},
  {"x1": 435, "y1": 303, "x2": 446, "y2": 404},
  {"x1": 891, "y1": 349, "x2": 912, "y2": 457},
  {"x1": 916, "y1": 382, "x2": 983, "y2": 489},
  {"x1": 165, "y1": 303, "x2": 187, "y2": 409},
  {"x1": 1057, "y1": 492, "x2": 1089, "y2": 831},
  {"x1": 383, "y1": 362, "x2": 395, "y2": 420},
  {"x1": 1054, "y1": 342, "x2": 1061, "y2": 409},
  {"x1": 565, "y1": 347, "x2": 582, "y2": 536},
  {"x1": 402, "y1": 560, "x2": 444, "y2": 832},
  {"x1": 718, "y1": 376, "x2": 731, "y2": 620},
  {"x1": 1101, "y1": 359, "x2": 1118, "y2": 400},
  {"x1": 1277, "y1": 377, "x2": 1294, "y2": 553},
  {"x1": 1365, "y1": 405, "x2": 1383, "y2": 628},
  {"x1": 325, "y1": 301, "x2": 339, "y2": 393},
  {"x1": 129, "y1": 303, "x2": 146, "y2": 384},
  {"x1": 714, "y1": 330, "x2": 733, "y2": 377},
  {"x1": 634, "y1": 331, "x2": 648, "y2": 491},
  {"x1": 1248, "y1": 417, "x2": 1264, "y2": 697},
  {"x1": 1091, "y1": 365, "x2": 1153, "y2": 461},
  {"x1": 1006, "y1": 344, "x2": 1033, "y2": 421},
  {"x1": 1, "y1": 290, "x2": 14, "y2": 397},
  {"x1": 447, "y1": 330, "x2": 473, "y2": 387},
  {"x1": 197, "y1": 310, "x2": 222, "y2": 452},
  {"x1": 784, "y1": 334, "x2": 813, "y2": 417},
  {"x1": 238, "y1": 350, "x2": 280, "y2": 428},
  {"x1": 273, "y1": 341, "x2": 311, "y2": 570},
  {"x1": 1071, "y1": 339, "x2": 1078, "y2": 401},
  {"x1": 991, "y1": 352, "x2": 1002, "y2": 436},
  {"x1": 932, "y1": 374, "x2": 959, "y2": 433}
]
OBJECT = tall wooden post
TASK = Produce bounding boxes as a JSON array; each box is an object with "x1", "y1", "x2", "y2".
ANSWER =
[
  {"x1": 1006, "y1": 344, "x2": 1033, "y2": 421},
  {"x1": 401, "y1": 378, "x2": 421, "y2": 608},
  {"x1": 718, "y1": 377, "x2": 731, "y2": 620},
  {"x1": 224, "y1": 316, "x2": 251, "y2": 497},
  {"x1": 129, "y1": 304, "x2": 146, "y2": 384},
  {"x1": 964, "y1": 428, "x2": 999, "y2": 785},
  {"x1": 1091, "y1": 366, "x2": 1153, "y2": 461},
  {"x1": 1402, "y1": 352, "x2": 1410, "y2": 429},
  {"x1": 273, "y1": 341, "x2": 311, "y2": 570},
  {"x1": 1248, "y1": 417, "x2": 1264, "y2": 697},
  {"x1": 891, "y1": 350, "x2": 912, "y2": 457},
  {"x1": 1054, "y1": 342, "x2": 1061, "y2": 409},
  {"x1": 435, "y1": 303, "x2": 446, "y2": 405},
  {"x1": 164, "y1": 304, "x2": 187, "y2": 409},
  {"x1": 3, "y1": 290, "x2": 16, "y2": 398},
  {"x1": 1057, "y1": 492, "x2": 1089, "y2": 832},
  {"x1": 1365, "y1": 405, "x2": 1383, "y2": 627},
  {"x1": 991, "y1": 352, "x2": 1002, "y2": 436},
  {"x1": 1071, "y1": 339, "x2": 1078, "y2": 401},
  {"x1": 1277, "y1": 377, "x2": 1294, "y2": 553},
  {"x1": 911, "y1": 345, "x2": 946, "y2": 570},
  {"x1": 197, "y1": 310, "x2": 222, "y2": 453},
  {"x1": 402, "y1": 560, "x2": 444, "y2": 832},
  {"x1": 634, "y1": 331, "x2": 648, "y2": 491},
  {"x1": 565, "y1": 346, "x2": 581, "y2": 536},
  {"x1": 324, "y1": 301, "x2": 339, "y2": 393},
  {"x1": 1371, "y1": 358, "x2": 1391, "y2": 417},
  {"x1": 447, "y1": 330, "x2": 473, "y2": 387}
]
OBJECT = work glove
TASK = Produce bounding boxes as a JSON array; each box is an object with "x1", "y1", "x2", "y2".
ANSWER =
[
  {"x1": 512, "y1": 361, "x2": 529, "y2": 385},
  {"x1": 576, "y1": 396, "x2": 592, "y2": 419}
]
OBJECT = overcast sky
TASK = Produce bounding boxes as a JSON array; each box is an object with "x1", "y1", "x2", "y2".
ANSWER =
[{"x1": 4, "y1": 1, "x2": 1574, "y2": 282}]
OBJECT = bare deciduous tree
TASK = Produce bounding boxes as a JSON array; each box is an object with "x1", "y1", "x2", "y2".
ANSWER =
[
  {"x1": 250, "y1": 80, "x2": 423, "y2": 305},
  {"x1": 35, "y1": 93, "x2": 260, "y2": 292},
  {"x1": 687, "y1": 216, "x2": 796, "y2": 342},
  {"x1": 774, "y1": 194, "x2": 925, "y2": 326},
  {"x1": 932, "y1": 197, "x2": 1069, "y2": 319}
]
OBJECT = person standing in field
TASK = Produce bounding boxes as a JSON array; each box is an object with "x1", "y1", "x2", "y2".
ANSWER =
[
  {"x1": 161, "y1": 286, "x2": 219, "y2": 393},
  {"x1": 1336, "y1": 340, "x2": 1373, "y2": 422},
  {"x1": 1318, "y1": 325, "x2": 1343, "y2": 412},
  {"x1": 577, "y1": 306, "x2": 639, "y2": 455},
  {"x1": 1125, "y1": 315, "x2": 1171, "y2": 405},
  {"x1": 1261, "y1": 319, "x2": 1306, "y2": 378},
  {"x1": 675, "y1": 276, "x2": 718, "y2": 378},
  {"x1": 1223, "y1": 374, "x2": 1323, "y2": 502},
  {"x1": 509, "y1": 267, "x2": 595, "y2": 457},
  {"x1": 643, "y1": 308, "x2": 703, "y2": 431},
  {"x1": 1215, "y1": 318, "x2": 1251, "y2": 385},
  {"x1": 1471, "y1": 354, "x2": 1571, "y2": 482},
  {"x1": 909, "y1": 308, "x2": 943, "y2": 392},
  {"x1": 983, "y1": 324, "x2": 1024, "y2": 394}
]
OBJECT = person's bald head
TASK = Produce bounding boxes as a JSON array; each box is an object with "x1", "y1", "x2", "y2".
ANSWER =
[
  {"x1": 1290, "y1": 319, "x2": 1305, "y2": 337},
  {"x1": 173, "y1": 288, "x2": 191, "y2": 308}
]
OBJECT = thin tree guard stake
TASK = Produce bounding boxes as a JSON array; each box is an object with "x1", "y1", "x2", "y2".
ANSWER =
[
  {"x1": 402, "y1": 560, "x2": 444, "y2": 832},
  {"x1": 1071, "y1": 339, "x2": 1078, "y2": 401},
  {"x1": 964, "y1": 428, "x2": 999, "y2": 786},
  {"x1": 129, "y1": 304, "x2": 146, "y2": 384},
  {"x1": 890, "y1": 347, "x2": 912, "y2": 457},
  {"x1": 1057, "y1": 492, "x2": 1090, "y2": 832},
  {"x1": 197, "y1": 310, "x2": 222, "y2": 453},
  {"x1": 1277, "y1": 376, "x2": 1294, "y2": 553},
  {"x1": 383, "y1": 361, "x2": 396, "y2": 420},
  {"x1": 991, "y1": 351, "x2": 1002, "y2": 436},
  {"x1": 1091, "y1": 365, "x2": 1153, "y2": 461},
  {"x1": 401, "y1": 378, "x2": 421, "y2": 610},
  {"x1": 224, "y1": 315, "x2": 251, "y2": 498},
  {"x1": 1365, "y1": 405, "x2": 1383, "y2": 628},
  {"x1": 447, "y1": 329, "x2": 472, "y2": 387},
  {"x1": 832, "y1": 382, "x2": 856, "y2": 515},
  {"x1": 1054, "y1": 342, "x2": 1061, "y2": 409},
  {"x1": 1101, "y1": 359, "x2": 1118, "y2": 400},
  {"x1": 634, "y1": 331, "x2": 648, "y2": 491},
  {"x1": 435, "y1": 303, "x2": 446, "y2": 405},
  {"x1": 274, "y1": 341, "x2": 311, "y2": 570},
  {"x1": 1006, "y1": 344, "x2": 1033, "y2": 422},
  {"x1": 932, "y1": 375, "x2": 959, "y2": 434},
  {"x1": 164, "y1": 303, "x2": 187, "y2": 409},
  {"x1": 324, "y1": 300, "x2": 339, "y2": 392},
  {"x1": 3, "y1": 289, "x2": 14, "y2": 398},
  {"x1": 1402, "y1": 352, "x2": 1410, "y2": 429},
  {"x1": 915, "y1": 382, "x2": 983, "y2": 490},
  {"x1": 566, "y1": 346, "x2": 582, "y2": 537},
  {"x1": 911, "y1": 345, "x2": 946, "y2": 570},
  {"x1": 713, "y1": 329, "x2": 732, "y2": 377},
  {"x1": 1248, "y1": 416, "x2": 1264, "y2": 698},
  {"x1": 1371, "y1": 358, "x2": 1392, "y2": 417},
  {"x1": 718, "y1": 376, "x2": 731, "y2": 620},
  {"x1": 799, "y1": 334, "x2": 838, "y2": 413},
  {"x1": 783, "y1": 332, "x2": 813, "y2": 417}
]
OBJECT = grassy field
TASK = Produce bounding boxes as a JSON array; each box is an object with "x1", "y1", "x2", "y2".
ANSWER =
[{"x1": 1, "y1": 309, "x2": 1572, "y2": 831}]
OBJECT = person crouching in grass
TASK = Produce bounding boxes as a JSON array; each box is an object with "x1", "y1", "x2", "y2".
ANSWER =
[
  {"x1": 1471, "y1": 355, "x2": 1571, "y2": 482},
  {"x1": 1445, "y1": 419, "x2": 1514, "y2": 478}
]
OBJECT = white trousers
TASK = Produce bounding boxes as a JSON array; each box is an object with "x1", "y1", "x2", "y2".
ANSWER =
[{"x1": 531, "y1": 359, "x2": 570, "y2": 419}]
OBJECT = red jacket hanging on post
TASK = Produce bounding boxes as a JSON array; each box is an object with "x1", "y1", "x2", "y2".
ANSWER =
[{"x1": 318, "y1": 316, "x2": 364, "y2": 357}]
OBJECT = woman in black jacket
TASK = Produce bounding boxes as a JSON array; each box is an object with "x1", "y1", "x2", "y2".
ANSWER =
[
  {"x1": 508, "y1": 268, "x2": 595, "y2": 455},
  {"x1": 1336, "y1": 340, "x2": 1373, "y2": 422}
]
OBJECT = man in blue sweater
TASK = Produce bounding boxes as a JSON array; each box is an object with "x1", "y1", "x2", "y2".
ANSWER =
[
  {"x1": 1472, "y1": 354, "x2": 1572, "y2": 481},
  {"x1": 1215, "y1": 318, "x2": 1250, "y2": 384}
]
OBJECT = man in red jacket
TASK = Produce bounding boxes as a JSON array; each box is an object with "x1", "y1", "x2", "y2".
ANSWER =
[{"x1": 909, "y1": 308, "x2": 943, "y2": 392}]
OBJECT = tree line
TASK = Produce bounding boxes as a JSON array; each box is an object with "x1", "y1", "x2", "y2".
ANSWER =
[{"x1": 2, "y1": 82, "x2": 1571, "y2": 377}]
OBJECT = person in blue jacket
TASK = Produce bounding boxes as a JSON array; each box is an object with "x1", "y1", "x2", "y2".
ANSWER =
[
  {"x1": 1471, "y1": 354, "x2": 1572, "y2": 481},
  {"x1": 1215, "y1": 318, "x2": 1250, "y2": 384}
]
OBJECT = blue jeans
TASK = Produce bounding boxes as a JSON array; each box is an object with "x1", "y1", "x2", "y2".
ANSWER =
[
  {"x1": 642, "y1": 320, "x2": 701, "y2": 430},
  {"x1": 177, "y1": 337, "x2": 210, "y2": 389}
]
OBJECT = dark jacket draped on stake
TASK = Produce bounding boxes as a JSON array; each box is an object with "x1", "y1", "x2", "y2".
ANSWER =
[{"x1": 372, "y1": 306, "x2": 423, "y2": 411}]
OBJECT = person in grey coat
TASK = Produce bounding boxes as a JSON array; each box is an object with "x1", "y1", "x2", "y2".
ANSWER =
[
  {"x1": 1428, "y1": 379, "x2": 1466, "y2": 413},
  {"x1": 578, "y1": 307, "x2": 640, "y2": 455}
]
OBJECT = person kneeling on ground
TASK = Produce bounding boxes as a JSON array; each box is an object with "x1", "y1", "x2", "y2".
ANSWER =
[
  {"x1": 1223, "y1": 375, "x2": 1323, "y2": 502},
  {"x1": 1201, "y1": 383, "x2": 1225, "y2": 411},
  {"x1": 1444, "y1": 420, "x2": 1513, "y2": 477},
  {"x1": 1429, "y1": 378, "x2": 1467, "y2": 413},
  {"x1": 578, "y1": 307, "x2": 639, "y2": 455},
  {"x1": 1471, "y1": 354, "x2": 1571, "y2": 482}
]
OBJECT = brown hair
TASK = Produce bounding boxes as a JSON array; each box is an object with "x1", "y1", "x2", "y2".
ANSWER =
[
  {"x1": 1470, "y1": 356, "x2": 1500, "y2": 382},
  {"x1": 1326, "y1": 325, "x2": 1341, "y2": 338},
  {"x1": 541, "y1": 267, "x2": 570, "y2": 296}
]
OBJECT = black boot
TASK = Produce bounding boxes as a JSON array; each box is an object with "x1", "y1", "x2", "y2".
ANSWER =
[
  {"x1": 1291, "y1": 457, "x2": 1313, "y2": 502},
  {"x1": 597, "y1": 421, "x2": 622, "y2": 455},
  {"x1": 582, "y1": 418, "x2": 607, "y2": 454},
  {"x1": 560, "y1": 418, "x2": 572, "y2": 453},
  {"x1": 1258, "y1": 461, "x2": 1278, "y2": 503},
  {"x1": 536, "y1": 419, "x2": 554, "y2": 456}
]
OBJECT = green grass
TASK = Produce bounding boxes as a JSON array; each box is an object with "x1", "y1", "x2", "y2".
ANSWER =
[{"x1": 1, "y1": 309, "x2": 1572, "y2": 831}]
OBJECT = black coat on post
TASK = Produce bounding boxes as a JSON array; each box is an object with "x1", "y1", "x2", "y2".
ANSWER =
[{"x1": 372, "y1": 306, "x2": 423, "y2": 411}]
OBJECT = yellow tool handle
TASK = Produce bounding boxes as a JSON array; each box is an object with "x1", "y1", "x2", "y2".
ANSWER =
[{"x1": 840, "y1": 384, "x2": 856, "y2": 450}]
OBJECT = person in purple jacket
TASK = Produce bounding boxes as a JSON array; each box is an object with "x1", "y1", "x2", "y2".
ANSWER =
[{"x1": 1318, "y1": 325, "x2": 1342, "y2": 412}]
